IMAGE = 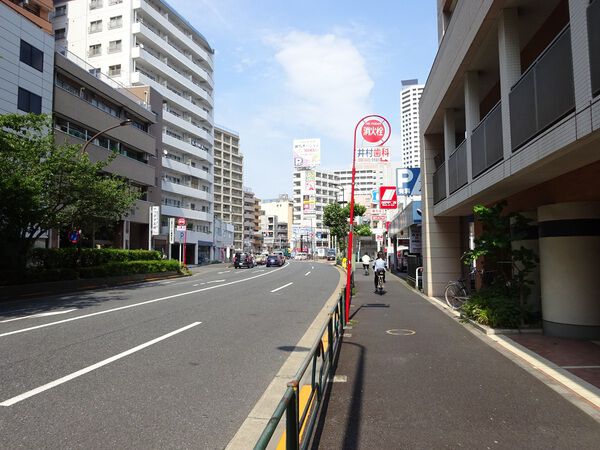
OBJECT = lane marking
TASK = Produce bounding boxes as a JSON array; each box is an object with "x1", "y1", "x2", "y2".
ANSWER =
[
  {"x1": 304, "y1": 271, "x2": 311, "y2": 277},
  {"x1": 192, "y1": 284, "x2": 199, "y2": 287},
  {"x1": 161, "y1": 280, "x2": 174, "y2": 284},
  {"x1": 0, "y1": 309, "x2": 76, "y2": 323},
  {"x1": 206, "y1": 279, "x2": 226, "y2": 284},
  {"x1": 218, "y1": 271, "x2": 231, "y2": 274},
  {"x1": 0, "y1": 322, "x2": 201, "y2": 407},
  {"x1": 0, "y1": 263, "x2": 289, "y2": 339},
  {"x1": 270, "y1": 282, "x2": 293, "y2": 293},
  {"x1": 562, "y1": 365, "x2": 600, "y2": 369},
  {"x1": 252, "y1": 269, "x2": 265, "y2": 273}
]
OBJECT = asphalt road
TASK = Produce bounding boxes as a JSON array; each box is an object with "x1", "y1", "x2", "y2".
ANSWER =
[{"x1": 0, "y1": 261, "x2": 340, "y2": 449}]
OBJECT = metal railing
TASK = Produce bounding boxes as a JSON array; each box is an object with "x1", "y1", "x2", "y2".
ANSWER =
[
  {"x1": 254, "y1": 292, "x2": 347, "y2": 450},
  {"x1": 448, "y1": 139, "x2": 467, "y2": 194},
  {"x1": 433, "y1": 161, "x2": 447, "y2": 204},
  {"x1": 471, "y1": 101, "x2": 503, "y2": 178}
]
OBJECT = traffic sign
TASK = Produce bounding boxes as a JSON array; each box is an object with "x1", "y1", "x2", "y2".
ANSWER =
[
  {"x1": 177, "y1": 217, "x2": 186, "y2": 226},
  {"x1": 396, "y1": 168, "x2": 421, "y2": 197},
  {"x1": 68, "y1": 230, "x2": 80, "y2": 244}
]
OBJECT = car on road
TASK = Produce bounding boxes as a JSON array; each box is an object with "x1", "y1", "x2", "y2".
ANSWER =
[
  {"x1": 233, "y1": 252, "x2": 255, "y2": 269},
  {"x1": 326, "y1": 249, "x2": 336, "y2": 261},
  {"x1": 266, "y1": 254, "x2": 284, "y2": 267},
  {"x1": 255, "y1": 254, "x2": 267, "y2": 265},
  {"x1": 295, "y1": 252, "x2": 308, "y2": 260}
]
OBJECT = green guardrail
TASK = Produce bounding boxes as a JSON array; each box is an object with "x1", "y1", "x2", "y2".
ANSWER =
[{"x1": 254, "y1": 291, "x2": 348, "y2": 450}]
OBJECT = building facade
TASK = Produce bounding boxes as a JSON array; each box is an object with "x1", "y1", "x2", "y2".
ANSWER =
[
  {"x1": 421, "y1": 0, "x2": 600, "y2": 339},
  {"x1": 213, "y1": 125, "x2": 244, "y2": 251},
  {"x1": 243, "y1": 188, "x2": 261, "y2": 253},
  {"x1": 260, "y1": 194, "x2": 294, "y2": 245},
  {"x1": 53, "y1": 0, "x2": 215, "y2": 264},
  {"x1": 400, "y1": 79, "x2": 424, "y2": 168},
  {"x1": 0, "y1": 0, "x2": 54, "y2": 115}
]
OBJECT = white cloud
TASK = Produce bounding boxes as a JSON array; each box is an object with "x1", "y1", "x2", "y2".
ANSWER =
[{"x1": 268, "y1": 31, "x2": 374, "y2": 142}]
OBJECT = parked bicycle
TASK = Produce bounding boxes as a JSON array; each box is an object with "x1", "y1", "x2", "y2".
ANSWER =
[{"x1": 444, "y1": 267, "x2": 481, "y2": 310}]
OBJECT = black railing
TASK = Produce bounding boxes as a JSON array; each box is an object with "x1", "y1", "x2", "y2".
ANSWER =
[
  {"x1": 589, "y1": 0, "x2": 600, "y2": 97},
  {"x1": 433, "y1": 161, "x2": 446, "y2": 204},
  {"x1": 509, "y1": 26, "x2": 575, "y2": 151},
  {"x1": 448, "y1": 140, "x2": 468, "y2": 194},
  {"x1": 472, "y1": 101, "x2": 503, "y2": 178}
]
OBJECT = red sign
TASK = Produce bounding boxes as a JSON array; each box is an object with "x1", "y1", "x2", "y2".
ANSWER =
[
  {"x1": 177, "y1": 217, "x2": 186, "y2": 226},
  {"x1": 361, "y1": 119, "x2": 385, "y2": 143},
  {"x1": 379, "y1": 186, "x2": 398, "y2": 209}
]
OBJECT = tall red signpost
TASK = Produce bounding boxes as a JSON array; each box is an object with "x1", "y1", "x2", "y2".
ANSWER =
[{"x1": 345, "y1": 115, "x2": 391, "y2": 322}]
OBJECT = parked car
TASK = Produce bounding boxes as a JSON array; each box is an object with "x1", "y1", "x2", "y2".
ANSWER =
[
  {"x1": 266, "y1": 254, "x2": 284, "y2": 267},
  {"x1": 233, "y1": 252, "x2": 255, "y2": 269},
  {"x1": 326, "y1": 249, "x2": 336, "y2": 261},
  {"x1": 295, "y1": 252, "x2": 308, "y2": 261},
  {"x1": 255, "y1": 254, "x2": 267, "y2": 265}
]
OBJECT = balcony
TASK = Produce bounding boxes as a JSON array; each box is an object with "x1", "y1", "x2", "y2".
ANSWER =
[
  {"x1": 448, "y1": 140, "x2": 468, "y2": 195},
  {"x1": 161, "y1": 204, "x2": 213, "y2": 222},
  {"x1": 162, "y1": 157, "x2": 213, "y2": 183},
  {"x1": 433, "y1": 162, "x2": 447, "y2": 205},
  {"x1": 509, "y1": 27, "x2": 575, "y2": 151},
  {"x1": 163, "y1": 110, "x2": 213, "y2": 144},
  {"x1": 471, "y1": 101, "x2": 503, "y2": 179},
  {"x1": 162, "y1": 181, "x2": 212, "y2": 201}
]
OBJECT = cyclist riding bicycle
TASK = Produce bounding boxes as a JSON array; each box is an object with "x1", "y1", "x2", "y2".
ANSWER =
[
  {"x1": 372, "y1": 251, "x2": 387, "y2": 292},
  {"x1": 361, "y1": 253, "x2": 371, "y2": 275}
]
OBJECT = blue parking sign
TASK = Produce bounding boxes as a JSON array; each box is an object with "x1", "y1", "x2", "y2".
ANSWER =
[{"x1": 396, "y1": 168, "x2": 421, "y2": 197}]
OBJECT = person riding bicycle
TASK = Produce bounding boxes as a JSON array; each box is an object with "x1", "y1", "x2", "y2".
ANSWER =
[
  {"x1": 361, "y1": 253, "x2": 371, "y2": 275},
  {"x1": 372, "y1": 251, "x2": 387, "y2": 292}
]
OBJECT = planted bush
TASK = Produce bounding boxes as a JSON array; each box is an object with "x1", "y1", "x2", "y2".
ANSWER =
[
  {"x1": 78, "y1": 260, "x2": 181, "y2": 278},
  {"x1": 461, "y1": 286, "x2": 523, "y2": 329},
  {"x1": 31, "y1": 248, "x2": 162, "y2": 269}
]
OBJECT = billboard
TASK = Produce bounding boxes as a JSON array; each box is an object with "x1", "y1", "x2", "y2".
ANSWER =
[
  {"x1": 293, "y1": 138, "x2": 321, "y2": 169},
  {"x1": 379, "y1": 186, "x2": 398, "y2": 209},
  {"x1": 356, "y1": 146, "x2": 390, "y2": 165}
]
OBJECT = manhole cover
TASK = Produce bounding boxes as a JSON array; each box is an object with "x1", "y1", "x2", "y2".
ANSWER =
[{"x1": 386, "y1": 329, "x2": 416, "y2": 336}]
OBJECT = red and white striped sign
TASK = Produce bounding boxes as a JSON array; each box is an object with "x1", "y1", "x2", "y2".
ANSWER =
[{"x1": 379, "y1": 186, "x2": 398, "y2": 209}]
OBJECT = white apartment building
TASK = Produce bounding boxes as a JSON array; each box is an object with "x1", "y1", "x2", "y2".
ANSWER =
[
  {"x1": 0, "y1": 0, "x2": 54, "y2": 115},
  {"x1": 260, "y1": 194, "x2": 293, "y2": 245},
  {"x1": 400, "y1": 79, "x2": 424, "y2": 168},
  {"x1": 421, "y1": 0, "x2": 600, "y2": 339},
  {"x1": 213, "y1": 125, "x2": 244, "y2": 250},
  {"x1": 243, "y1": 188, "x2": 261, "y2": 253},
  {"x1": 53, "y1": 0, "x2": 215, "y2": 265},
  {"x1": 292, "y1": 170, "x2": 339, "y2": 253}
]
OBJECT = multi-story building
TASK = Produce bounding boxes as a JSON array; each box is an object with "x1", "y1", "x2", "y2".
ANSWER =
[
  {"x1": 260, "y1": 194, "x2": 294, "y2": 245},
  {"x1": 292, "y1": 170, "x2": 339, "y2": 254},
  {"x1": 213, "y1": 125, "x2": 244, "y2": 250},
  {"x1": 421, "y1": 0, "x2": 600, "y2": 339},
  {"x1": 53, "y1": 48, "x2": 158, "y2": 249},
  {"x1": 243, "y1": 188, "x2": 261, "y2": 253},
  {"x1": 212, "y1": 217, "x2": 234, "y2": 262},
  {"x1": 54, "y1": 0, "x2": 215, "y2": 264},
  {"x1": 400, "y1": 79, "x2": 424, "y2": 168},
  {"x1": 0, "y1": 0, "x2": 54, "y2": 115}
]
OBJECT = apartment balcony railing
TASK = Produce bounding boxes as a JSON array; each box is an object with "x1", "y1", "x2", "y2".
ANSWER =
[
  {"x1": 448, "y1": 140, "x2": 468, "y2": 194},
  {"x1": 509, "y1": 26, "x2": 575, "y2": 151},
  {"x1": 433, "y1": 161, "x2": 446, "y2": 204},
  {"x1": 471, "y1": 101, "x2": 503, "y2": 178},
  {"x1": 589, "y1": 0, "x2": 600, "y2": 97}
]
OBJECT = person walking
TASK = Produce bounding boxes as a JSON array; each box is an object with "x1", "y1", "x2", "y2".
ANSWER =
[
  {"x1": 361, "y1": 253, "x2": 371, "y2": 275},
  {"x1": 372, "y1": 251, "x2": 387, "y2": 292}
]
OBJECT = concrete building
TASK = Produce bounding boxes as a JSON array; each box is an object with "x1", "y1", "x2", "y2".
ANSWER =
[
  {"x1": 421, "y1": 0, "x2": 600, "y2": 339},
  {"x1": 212, "y1": 216, "x2": 234, "y2": 263},
  {"x1": 53, "y1": 48, "x2": 158, "y2": 249},
  {"x1": 0, "y1": 0, "x2": 54, "y2": 115},
  {"x1": 260, "y1": 194, "x2": 294, "y2": 245},
  {"x1": 213, "y1": 126, "x2": 244, "y2": 251},
  {"x1": 400, "y1": 79, "x2": 424, "y2": 168},
  {"x1": 243, "y1": 188, "x2": 261, "y2": 253},
  {"x1": 53, "y1": 0, "x2": 215, "y2": 264},
  {"x1": 292, "y1": 170, "x2": 339, "y2": 254}
]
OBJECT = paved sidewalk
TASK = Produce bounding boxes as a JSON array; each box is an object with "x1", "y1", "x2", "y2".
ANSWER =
[{"x1": 311, "y1": 271, "x2": 600, "y2": 449}]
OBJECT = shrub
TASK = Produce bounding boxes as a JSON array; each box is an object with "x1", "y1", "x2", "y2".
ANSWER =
[
  {"x1": 461, "y1": 286, "x2": 523, "y2": 329},
  {"x1": 31, "y1": 248, "x2": 162, "y2": 269},
  {"x1": 78, "y1": 260, "x2": 181, "y2": 278}
]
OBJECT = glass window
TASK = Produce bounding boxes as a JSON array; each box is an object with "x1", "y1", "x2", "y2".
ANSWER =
[
  {"x1": 55, "y1": 5, "x2": 66, "y2": 16},
  {"x1": 108, "y1": 40, "x2": 122, "y2": 53},
  {"x1": 109, "y1": 15, "x2": 122, "y2": 29},
  {"x1": 17, "y1": 87, "x2": 42, "y2": 114},
  {"x1": 108, "y1": 64, "x2": 121, "y2": 76},
  {"x1": 88, "y1": 44, "x2": 101, "y2": 57},
  {"x1": 89, "y1": 0, "x2": 103, "y2": 10},
  {"x1": 54, "y1": 28, "x2": 66, "y2": 40},
  {"x1": 20, "y1": 40, "x2": 44, "y2": 72},
  {"x1": 89, "y1": 20, "x2": 102, "y2": 33}
]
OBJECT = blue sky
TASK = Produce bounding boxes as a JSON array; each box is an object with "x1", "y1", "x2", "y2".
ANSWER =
[{"x1": 168, "y1": 0, "x2": 439, "y2": 199}]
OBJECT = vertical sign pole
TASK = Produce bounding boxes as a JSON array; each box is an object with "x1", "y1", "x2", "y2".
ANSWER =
[{"x1": 183, "y1": 229, "x2": 187, "y2": 266}]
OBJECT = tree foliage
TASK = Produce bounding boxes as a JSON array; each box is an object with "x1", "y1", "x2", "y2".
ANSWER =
[
  {"x1": 323, "y1": 202, "x2": 369, "y2": 250},
  {"x1": 0, "y1": 113, "x2": 140, "y2": 270}
]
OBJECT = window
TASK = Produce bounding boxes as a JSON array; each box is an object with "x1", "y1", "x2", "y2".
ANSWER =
[
  {"x1": 89, "y1": 0, "x2": 103, "y2": 10},
  {"x1": 17, "y1": 88, "x2": 42, "y2": 114},
  {"x1": 89, "y1": 20, "x2": 102, "y2": 33},
  {"x1": 88, "y1": 44, "x2": 101, "y2": 57},
  {"x1": 88, "y1": 67, "x2": 101, "y2": 77},
  {"x1": 109, "y1": 0, "x2": 122, "y2": 4},
  {"x1": 108, "y1": 39, "x2": 122, "y2": 53},
  {"x1": 20, "y1": 40, "x2": 44, "y2": 72},
  {"x1": 108, "y1": 64, "x2": 121, "y2": 76},
  {"x1": 55, "y1": 5, "x2": 66, "y2": 16},
  {"x1": 109, "y1": 15, "x2": 122, "y2": 29},
  {"x1": 54, "y1": 28, "x2": 66, "y2": 40}
]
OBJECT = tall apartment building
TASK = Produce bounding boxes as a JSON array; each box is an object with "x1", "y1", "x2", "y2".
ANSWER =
[
  {"x1": 421, "y1": 0, "x2": 600, "y2": 339},
  {"x1": 213, "y1": 126, "x2": 244, "y2": 251},
  {"x1": 0, "y1": 0, "x2": 54, "y2": 115},
  {"x1": 260, "y1": 194, "x2": 294, "y2": 245},
  {"x1": 292, "y1": 170, "x2": 339, "y2": 253},
  {"x1": 400, "y1": 79, "x2": 424, "y2": 168},
  {"x1": 243, "y1": 188, "x2": 261, "y2": 253},
  {"x1": 54, "y1": 0, "x2": 215, "y2": 264}
]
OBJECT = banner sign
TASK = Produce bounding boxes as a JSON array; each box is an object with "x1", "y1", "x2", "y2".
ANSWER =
[
  {"x1": 168, "y1": 217, "x2": 175, "y2": 244},
  {"x1": 396, "y1": 168, "x2": 421, "y2": 197},
  {"x1": 150, "y1": 206, "x2": 160, "y2": 236},
  {"x1": 293, "y1": 138, "x2": 321, "y2": 169},
  {"x1": 410, "y1": 225, "x2": 422, "y2": 254},
  {"x1": 379, "y1": 186, "x2": 398, "y2": 209},
  {"x1": 356, "y1": 146, "x2": 390, "y2": 165},
  {"x1": 303, "y1": 194, "x2": 316, "y2": 215}
]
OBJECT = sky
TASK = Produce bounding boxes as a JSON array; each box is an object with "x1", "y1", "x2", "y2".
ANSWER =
[{"x1": 168, "y1": 0, "x2": 439, "y2": 200}]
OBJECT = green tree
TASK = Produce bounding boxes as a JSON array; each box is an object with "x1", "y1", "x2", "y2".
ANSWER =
[
  {"x1": 323, "y1": 202, "x2": 368, "y2": 251},
  {"x1": 0, "y1": 113, "x2": 140, "y2": 270}
]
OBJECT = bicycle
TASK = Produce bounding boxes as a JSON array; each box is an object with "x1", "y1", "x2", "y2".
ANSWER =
[
  {"x1": 375, "y1": 269, "x2": 385, "y2": 295},
  {"x1": 363, "y1": 263, "x2": 369, "y2": 276},
  {"x1": 444, "y1": 267, "x2": 480, "y2": 310}
]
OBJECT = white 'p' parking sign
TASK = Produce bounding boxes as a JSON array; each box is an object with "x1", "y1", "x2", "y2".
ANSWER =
[{"x1": 396, "y1": 168, "x2": 421, "y2": 197}]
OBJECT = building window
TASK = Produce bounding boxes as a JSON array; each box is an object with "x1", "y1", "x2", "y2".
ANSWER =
[
  {"x1": 108, "y1": 64, "x2": 121, "y2": 76},
  {"x1": 55, "y1": 5, "x2": 66, "y2": 16},
  {"x1": 89, "y1": 20, "x2": 102, "y2": 33},
  {"x1": 108, "y1": 39, "x2": 122, "y2": 53},
  {"x1": 109, "y1": 0, "x2": 122, "y2": 4},
  {"x1": 54, "y1": 28, "x2": 66, "y2": 40},
  {"x1": 17, "y1": 88, "x2": 42, "y2": 114},
  {"x1": 109, "y1": 15, "x2": 122, "y2": 29},
  {"x1": 19, "y1": 40, "x2": 43, "y2": 72},
  {"x1": 88, "y1": 44, "x2": 101, "y2": 57},
  {"x1": 89, "y1": 0, "x2": 103, "y2": 10}
]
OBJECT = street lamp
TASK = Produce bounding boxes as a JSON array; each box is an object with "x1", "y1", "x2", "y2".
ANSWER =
[{"x1": 81, "y1": 119, "x2": 132, "y2": 154}]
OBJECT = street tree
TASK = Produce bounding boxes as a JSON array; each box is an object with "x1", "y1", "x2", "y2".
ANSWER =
[
  {"x1": 323, "y1": 202, "x2": 368, "y2": 251},
  {"x1": 0, "y1": 113, "x2": 140, "y2": 270}
]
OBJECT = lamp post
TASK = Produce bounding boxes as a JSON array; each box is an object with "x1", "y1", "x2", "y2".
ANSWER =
[{"x1": 81, "y1": 119, "x2": 132, "y2": 154}]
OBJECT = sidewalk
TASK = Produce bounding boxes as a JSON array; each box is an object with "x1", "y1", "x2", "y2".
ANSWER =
[{"x1": 311, "y1": 270, "x2": 600, "y2": 449}]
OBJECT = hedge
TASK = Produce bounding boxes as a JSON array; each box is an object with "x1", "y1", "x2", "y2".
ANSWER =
[{"x1": 31, "y1": 248, "x2": 162, "y2": 269}]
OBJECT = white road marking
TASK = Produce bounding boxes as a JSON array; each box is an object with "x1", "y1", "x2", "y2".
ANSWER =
[
  {"x1": 332, "y1": 375, "x2": 347, "y2": 383},
  {"x1": 206, "y1": 279, "x2": 226, "y2": 284},
  {"x1": 0, "y1": 322, "x2": 201, "y2": 407},
  {"x1": 192, "y1": 284, "x2": 199, "y2": 287},
  {"x1": 311, "y1": 266, "x2": 314, "y2": 270},
  {"x1": 252, "y1": 270, "x2": 265, "y2": 273},
  {"x1": 0, "y1": 263, "x2": 289, "y2": 339},
  {"x1": 218, "y1": 271, "x2": 231, "y2": 274},
  {"x1": 0, "y1": 310, "x2": 76, "y2": 323},
  {"x1": 161, "y1": 280, "x2": 174, "y2": 284},
  {"x1": 305, "y1": 271, "x2": 311, "y2": 276},
  {"x1": 270, "y1": 282, "x2": 293, "y2": 293},
  {"x1": 561, "y1": 365, "x2": 600, "y2": 369}
]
